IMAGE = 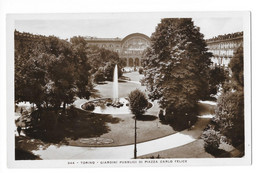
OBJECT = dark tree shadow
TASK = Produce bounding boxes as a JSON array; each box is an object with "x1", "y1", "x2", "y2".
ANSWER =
[
  {"x1": 96, "y1": 82, "x2": 108, "y2": 85},
  {"x1": 15, "y1": 148, "x2": 41, "y2": 160},
  {"x1": 159, "y1": 115, "x2": 198, "y2": 132},
  {"x1": 24, "y1": 108, "x2": 122, "y2": 144},
  {"x1": 134, "y1": 114, "x2": 158, "y2": 121},
  {"x1": 119, "y1": 76, "x2": 131, "y2": 81},
  {"x1": 118, "y1": 79, "x2": 128, "y2": 83},
  {"x1": 206, "y1": 148, "x2": 231, "y2": 158}
]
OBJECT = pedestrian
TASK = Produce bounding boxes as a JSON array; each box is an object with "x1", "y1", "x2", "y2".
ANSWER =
[
  {"x1": 17, "y1": 126, "x2": 22, "y2": 136},
  {"x1": 20, "y1": 108, "x2": 23, "y2": 114}
]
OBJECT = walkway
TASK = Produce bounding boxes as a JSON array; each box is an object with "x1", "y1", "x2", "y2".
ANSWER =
[{"x1": 32, "y1": 114, "x2": 212, "y2": 159}]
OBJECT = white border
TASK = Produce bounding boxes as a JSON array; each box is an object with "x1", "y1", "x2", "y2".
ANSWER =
[{"x1": 6, "y1": 11, "x2": 251, "y2": 168}]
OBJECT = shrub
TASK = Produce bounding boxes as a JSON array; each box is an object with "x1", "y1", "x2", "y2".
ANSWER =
[
  {"x1": 128, "y1": 89, "x2": 148, "y2": 117},
  {"x1": 215, "y1": 90, "x2": 244, "y2": 148},
  {"x1": 83, "y1": 103, "x2": 95, "y2": 111},
  {"x1": 139, "y1": 67, "x2": 144, "y2": 74},
  {"x1": 201, "y1": 128, "x2": 220, "y2": 153}
]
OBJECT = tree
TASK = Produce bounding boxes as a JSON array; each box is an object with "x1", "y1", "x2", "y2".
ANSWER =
[
  {"x1": 15, "y1": 32, "x2": 89, "y2": 110},
  {"x1": 214, "y1": 45, "x2": 244, "y2": 151},
  {"x1": 87, "y1": 46, "x2": 123, "y2": 81},
  {"x1": 142, "y1": 18, "x2": 212, "y2": 120},
  {"x1": 93, "y1": 67, "x2": 105, "y2": 83},
  {"x1": 128, "y1": 89, "x2": 148, "y2": 159},
  {"x1": 47, "y1": 37, "x2": 77, "y2": 109},
  {"x1": 70, "y1": 36, "x2": 93, "y2": 99},
  {"x1": 207, "y1": 66, "x2": 229, "y2": 97},
  {"x1": 15, "y1": 31, "x2": 47, "y2": 104},
  {"x1": 229, "y1": 46, "x2": 244, "y2": 90},
  {"x1": 103, "y1": 62, "x2": 123, "y2": 81},
  {"x1": 128, "y1": 89, "x2": 148, "y2": 117},
  {"x1": 15, "y1": 31, "x2": 56, "y2": 108}
]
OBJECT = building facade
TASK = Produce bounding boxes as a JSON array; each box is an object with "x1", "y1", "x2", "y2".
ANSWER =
[
  {"x1": 86, "y1": 32, "x2": 243, "y2": 67},
  {"x1": 85, "y1": 33, "x2": 151, "y2": 67},
  {"x1": 206, "y1": 32, "x2": 243, "y2": 67}
]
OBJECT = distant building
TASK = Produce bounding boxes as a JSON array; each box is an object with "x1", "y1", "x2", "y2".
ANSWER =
[
  {"x1": 86, "y1": 32, "x2": 244, "y2": 68},
  {"x1": 85, "y1": 33, "x2": 151, "y2": 67},
  {"x1": 206, "y1": 32, "x2": 243, "y2": 67}
]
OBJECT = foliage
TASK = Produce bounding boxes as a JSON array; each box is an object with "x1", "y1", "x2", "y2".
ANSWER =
[
  {"x1": 128, "y1": 89, "x2": 148, "y2": 117},
  {"x1": 15, "y1": 32, "x2": 124, "y2": 110},
  {"x1": 82, "y1": 103, "x2": 95, "y2": 111},
  {"x1": 93, "y1": 67, "x2": 106, "y2": 83},
  {"x1": 211, "y1": 45, "x2": 244, "y2": 152},
  {"x1": 87, "y1": 46, "x2": 123, "y2": 81},
  {"x1": 15, "y1": 32, "x2": 78, "y2": 109},
  {"x1": 15, "y1": 32, "x2": 93, "y2": 109},
  {"x1": 142, "y1": 18, "x2": 212, "y2": 120},
  {"x1": 229, "y1": 46, "x2": 244, "y2": 90},
  {"x1": 201, "y1": 128, "x2": 221, "y2": 153},
  {"x1": 138, "y1": 67, "x2": 144, "y2": 74},
  {"x1": 70, "y1": 36, "x2": 93, "y2": 99},
  {"x1": 215, "y1": 90, "x2": 244, "y2": 147},
  {"x1": 207, "y1": 66, "x2": 229, "y2": 97},
  {"x1": 103, "y1": 62, "x2": 122, "y2": 81}
]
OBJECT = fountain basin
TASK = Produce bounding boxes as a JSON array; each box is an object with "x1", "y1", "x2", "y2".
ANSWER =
[
  {"x1": 82, "y1": 98, "x2": 131, "y2": 114},
  {"x1": 81, "y1": 97, "x2": 153, "y2": 115}
]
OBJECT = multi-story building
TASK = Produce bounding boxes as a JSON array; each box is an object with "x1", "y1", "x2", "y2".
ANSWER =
[
  {"x1": 86, "y1": 32, "x2": 243, "y2": 68},
  {"x1": 85, "y1": 33, "x2": 151, "y2": 67},
  {"x1": 206, "y1": 32, "x2": 243, "y2": 67}
]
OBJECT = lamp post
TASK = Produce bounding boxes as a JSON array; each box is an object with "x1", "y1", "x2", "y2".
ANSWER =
[{"x1": 134, "y1": 115, "x2": 137, "y2": 159}]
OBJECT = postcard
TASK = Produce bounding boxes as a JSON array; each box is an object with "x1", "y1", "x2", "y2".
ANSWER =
[{"x1": 6, "y1": 12, "x2": 251, "y2": 167}]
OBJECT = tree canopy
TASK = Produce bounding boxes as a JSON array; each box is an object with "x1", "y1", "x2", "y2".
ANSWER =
[
  {"x1": 142, "y1": 18, "x2": 212, "y2": 118},
  {"x1": 15, "y1": 31, "x2": 122, "y2": 109},
  {"x1": 15, "y1": 34, "x2": 80, "y2": 108},
  {"x1": 128, "y1": 89, "x2": 148, "y2": 117}
]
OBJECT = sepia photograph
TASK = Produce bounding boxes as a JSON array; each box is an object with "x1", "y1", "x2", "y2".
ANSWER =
[{"x1": 6, "y1": 12, "x2": 251, "y2": 167}]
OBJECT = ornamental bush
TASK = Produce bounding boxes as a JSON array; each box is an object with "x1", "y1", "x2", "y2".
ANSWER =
[
  {"x1": 139, "y1": 67, "x2": 144, "y2": 74},
  {"x1": 201, "y1": 128, "x2": 220, "y2": 153},
  {"x1": 128, "y1": 89, "x2": 148, "y2": 117},
  {"x1": 83, "y1": 103, "x2": 95, "y2": 111}
]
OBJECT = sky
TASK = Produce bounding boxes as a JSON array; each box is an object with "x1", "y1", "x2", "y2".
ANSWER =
[{"x1": 14, "y1": 14, "x2": 244, "y2": 40}]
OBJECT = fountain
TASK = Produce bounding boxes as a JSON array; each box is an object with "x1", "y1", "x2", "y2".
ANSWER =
[
  {"x1": 112, "y1": 64, "x2": 119, "y2": 105},
  {"x1": 82, "y1": 65, "x2": 130, "y2": 114},
  {"x1": 81, "y1": 65, "x2": 152, "y2": 114}
]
